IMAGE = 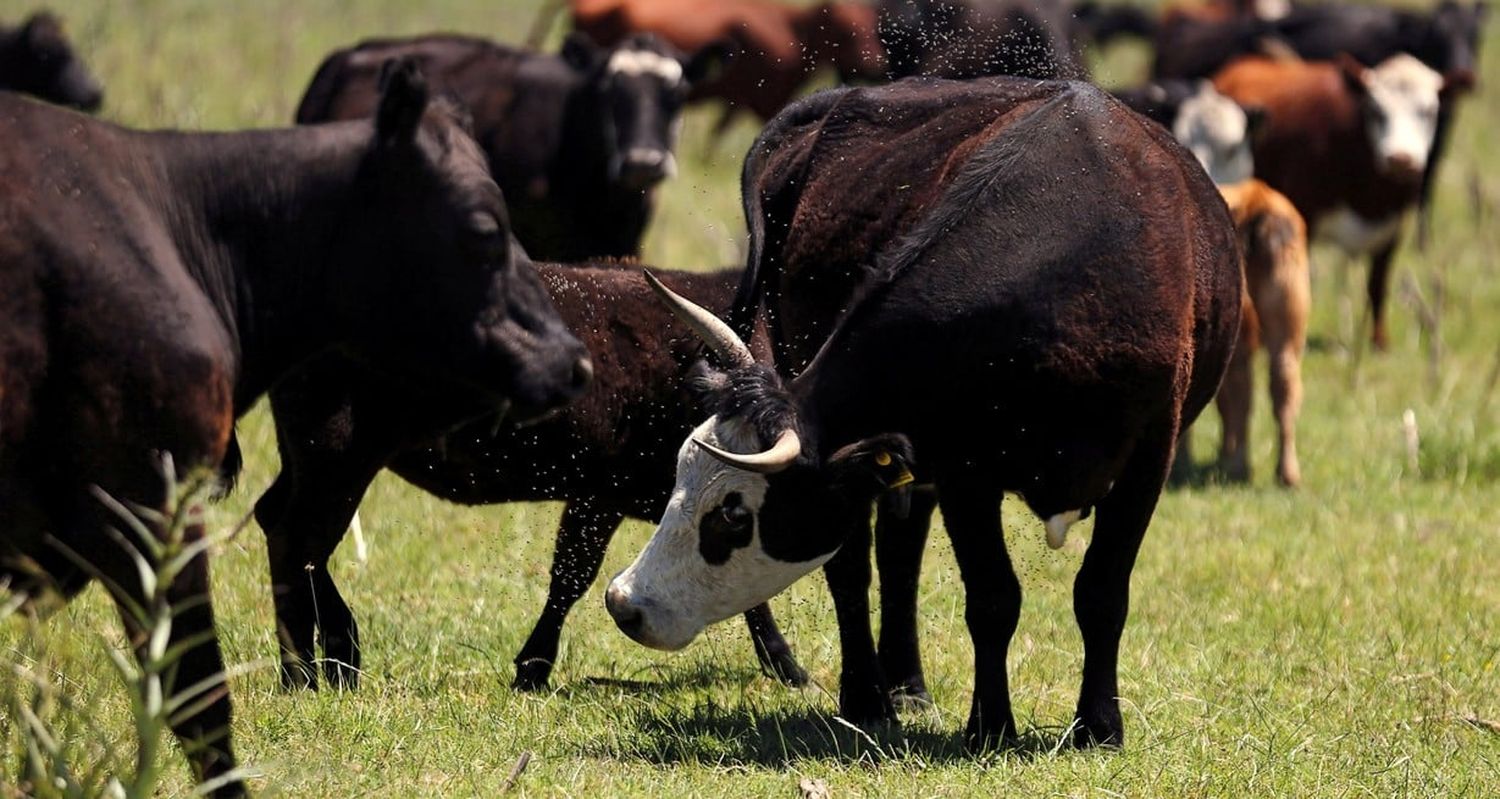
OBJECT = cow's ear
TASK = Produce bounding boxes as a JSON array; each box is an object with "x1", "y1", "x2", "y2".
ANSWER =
[
  {"x1": 20, "y1": 12, "x2": 63, "y2": 52},
  {"x1": 684, "y1": 40, "x2": 734, "y2": 85},
  {"x1": 375, "y1": 57, "x2": 429, "y2": 146},
  {"x1": 1336, "y1": 52, "x2": 1370, "y2": 96},
  {"x1": 826, "y1": 433, "x2": 916, "y2": 497},
  {"x1": 684, "y1": 359, "x2": 730, "y2": 408},
  {"x1": 561, "y1": 32, "x2": 603, "y2": 72}
]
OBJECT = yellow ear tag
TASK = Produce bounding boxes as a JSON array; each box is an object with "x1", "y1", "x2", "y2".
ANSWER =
[
  {"x1": 890, "y1": 468, "x2": 915, "y2": 488},
  {"x1": 874, "y1": 451, "x2": 893, "y2": 466}
]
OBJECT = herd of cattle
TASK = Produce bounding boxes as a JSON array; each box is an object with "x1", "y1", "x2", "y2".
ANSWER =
[{"x1": 0, "y1": 0, "x2": 1487, "y2": 794}]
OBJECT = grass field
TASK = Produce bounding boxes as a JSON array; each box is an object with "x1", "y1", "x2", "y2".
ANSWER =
[{"x1": 3, "y1": 0, "x2": 1499, "y2": 795}]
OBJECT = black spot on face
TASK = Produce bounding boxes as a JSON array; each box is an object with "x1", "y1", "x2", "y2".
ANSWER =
[{"x1": 698, "y1": 491, "x2": 754, "y2": 565}]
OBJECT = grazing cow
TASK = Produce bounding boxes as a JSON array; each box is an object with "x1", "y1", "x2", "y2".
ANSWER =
[
  {"x1": 605, "y1": 78, "x2": 1241, "y2": 748},
  {"x1": 298, "y1": 31, "x2": 718, "y2": 261},
  {"x1": 1214, "y1": 54, "x2": 1450, "y2": 349},
  {"x1": 1115, "y1": 82, "x2": 1308, "y2": 486},
  {"x1": 0, "y1": 11, "x2": 102, "y2": 110},
  {"x1": 569, "y1": 0, "x2": 887, "y2": 129},
  {"x1": 0, "y1": 63, "x2": 587, "y2": 797},
  {"x1": 255, "y1": 264, "x2": 808, "y2": 692},
  {"x1": 878, "y1": 0, "x2": 1086, "y2": 80},
  {"x1": 1214, "y1": 180, "x2": 1309, "y2": 487}
]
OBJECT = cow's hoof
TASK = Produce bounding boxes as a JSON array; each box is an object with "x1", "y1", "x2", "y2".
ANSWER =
[
  {"x1": 1071, "y1": 713, "x2": 1124, "y2": 750},
  {"x1": 512, "y1": 659, "x2": 553, "y2": 693},
  {"x1": 323, "y1": 659, "x2": 360, "y2": 691},
  {"x1": 762, "y1": 650, "x2": 809, "y2": 687},
  {"x1": 840, "y1": 685, "x2": 898, "y2": 727},
  {"x1": 889, "y1": 683, "x2": 933, "y2": 712},
  {"x1": 279, "y1": 661, "x2": 317, "y2": 692},
  {"x1": 963, "y1": 721, "x2": 1018, "y2": 753}
]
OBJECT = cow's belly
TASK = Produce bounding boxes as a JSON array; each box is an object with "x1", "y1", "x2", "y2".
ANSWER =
[{"x1": 1316, "y1": 206, "x2": 1403, "y2": 256}]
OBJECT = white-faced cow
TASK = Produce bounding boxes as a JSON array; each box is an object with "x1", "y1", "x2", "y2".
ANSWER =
[
  {"x1": 605, "y1": 78, "x2": 1241, "y2": 749},
  {"x1": 0, "y1": 10, "x2": 103, "y2": 110},
  {"x1": 297, "y1": 31, "x2": 720, "y2": 261},
  {"x1": 1215, "y1": 53, "x2": 1451, "y2": 349},
  {"x1": 254, "y1": 264, "x2": 808, "y2": 692},
  {"x1": 0, "y1": 62, "x2": 587, "y2": 796}
]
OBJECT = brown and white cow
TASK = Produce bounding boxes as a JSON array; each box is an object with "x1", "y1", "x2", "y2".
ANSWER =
[
  {"x1": 1214, "y1": 53, "x2": 1450, "y2": 349},
  {"x1": 605, "y1": 78, "x2": 1240, "y2": 749}
]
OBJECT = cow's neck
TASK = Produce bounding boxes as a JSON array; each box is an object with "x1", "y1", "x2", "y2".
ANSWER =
[
  {"x1": 145, "y1": 122, "x2": 370, "y2": 411},
  {"x1": 559, "y1": 83, "x2": 614, "y2": 190}
]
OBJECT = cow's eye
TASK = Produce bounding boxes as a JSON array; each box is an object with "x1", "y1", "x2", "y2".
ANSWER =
[
  {"x1": 721, "y1": 499, "x2": 752, "y2": 527},
  {"x1": 698, "y1": 491, "x2": 754, "y2": 565}
]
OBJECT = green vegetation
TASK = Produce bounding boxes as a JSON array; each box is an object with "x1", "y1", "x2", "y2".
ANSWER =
[{"x1": 3, "y1": 1, "x2": 1497, "y2": 795}]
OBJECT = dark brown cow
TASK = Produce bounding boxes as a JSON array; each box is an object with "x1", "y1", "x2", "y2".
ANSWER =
[
  {"x1": 1214, "y1": 54, "x2": 1450, "y2": 349},
  {"x1": 878, "y1": 0, "x2": 1086, "y2": 81},
  {"x1": 606, "y1": 78, "x2": 1241, "y2": 749},
  {"x1": 570, "y1": 0, "x2": 887, "y2": 129},
  {"x1": 298, "y1": 32, "x2": 718, "y2": 261},
  {"x1": 255, "y1": 264, "x2": 807, "y2": 692},
  {"x1": 0, "y1": 64, "x2": 588, "y2": 795},
  {"x1": 0, "y1": 10, "x2": 102, "y2": 110}
]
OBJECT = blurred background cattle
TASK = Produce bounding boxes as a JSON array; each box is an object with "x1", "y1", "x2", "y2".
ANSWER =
[{"x1": 0, "y1": 10, "x2": 102, "y2": 109}]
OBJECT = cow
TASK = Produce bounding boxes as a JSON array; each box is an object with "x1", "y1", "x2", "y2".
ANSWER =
[
  {"x1": 0, "y1": 62, "x2": 588, "y2": 797},
  {"x1": 1153, "y1": 1, "x2": 1487, "y2": 244},
  {"x1": 604, "y1": 78, "x2": 1241, "y2": 749},
  {"x1": 1214, "y1": 54, "x2": 1451, "y2": 349},
  {"x1": 0, "y1": 10, "x2": 102, "y2": 110},
  {"x1": 297, "y1": 31, "x2": 719, "y2": 261},
  {"x1": 568, "y1": 0, "x2": 887, "y2": 130},
  {"x1": 254, "y1": 264, "x2": 808, "y2": 692},
  {"x1": 1114, "y1": 81, "x2": 1308, "y2": 487},
  {"x1": 1214, "y1": 180, "x2": 1309, "y2": 487},
  {"x1": 878, "y1": 0, "x2": 1086, "y2": 81}
]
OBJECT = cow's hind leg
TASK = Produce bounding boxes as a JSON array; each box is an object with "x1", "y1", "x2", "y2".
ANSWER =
[
  {"x1": 1215, "y1": 312, "x2": 1256, "y2": 483},
  {"x1": 1262, "y1": 258, "x2": 1309, "y2": 488},
  {"x1": 514, "y1": 501, "x2": 625, "y2": 691},
  {"x1": 876, "y1": 487, "x2": 937, "y2": 707},
  {"x1": 1072, "y1": 429, "x2": 1175, "y2": 749},
  {"x1": 937, "y1": 476, "x2": 1019, "y2": 750}
]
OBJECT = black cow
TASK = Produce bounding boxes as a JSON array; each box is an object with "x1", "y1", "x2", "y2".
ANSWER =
[
  {"x1": 0, "y1": 11, "x2": 102, "y2": 110},
  {"x1": 255, "y1": 264, "x2": 807, "y2": 692},
  {"x1": 0, "y1": 63, "x2": 587, "y2": 796},
  {"x1": 297, "y1": 31, "x2": 719, "y2": 261},
  {"x1": 605, "y1": 78, "x2": 1241, "y2": 749},
  {"x1": 879, "y1": 0, "x2": 1086, "y2": 80}
]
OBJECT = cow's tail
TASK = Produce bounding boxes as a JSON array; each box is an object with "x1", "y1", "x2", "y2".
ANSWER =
[{"x1": 526, "y1": 0, "x2": 568, "y2": 49}]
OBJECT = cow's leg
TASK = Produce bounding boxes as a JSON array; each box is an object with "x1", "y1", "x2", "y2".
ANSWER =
[
  {"x1": 875, "y1": 487, "x2": 937, "y2": 707},
  {"x1": 937, "y1": 478, "x2": 1019, "y2": 750},
  {"x1": 513, "y1": 500, "x2": 625, "y2": 691},
  {"x1": 94, "y1": 514, "x2": 243, "y2": 797},
  {"x1": 258, "y1": 454, "x2": 381, "y2": 691},
  {"x1": 1072, "y1": 431, "x2": 1175, "y2": 749},
  {"x1": 1263, "y1": 256, "x2": 1309, "y2": 488},
  {"x1": 824, "y1": 516, "x2": 895, "y2": 726},
  {"x1": 1367, "y1": 241, "x2": 1399, "y2": 351},
  {"x1": 1215, "y1": 317, "x2": 1255, "y2": 483},
  {"x1": 744, "y1": 602, "x2": 808, "y2": 686}
]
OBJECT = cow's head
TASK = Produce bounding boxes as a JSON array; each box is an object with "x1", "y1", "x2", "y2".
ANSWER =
[
  {"x1": 336, "y1": 58, "x2": 591, "y2": 416},
  {"x1": 1417, "y1": 0, "x2": 1487, "y2": 90},
  {"x1": 605, "y1": 274, "x2": 913, "y2": 651},
  {"x1": 1172, "y1": 81, "x2": 1260, "y2": 185},
  {"x1": 0, "y1": 12, "x2": 103, "y2": 111},
  {"x1": 562, "y1": 32, "x2": 723, "y2": 191},
  {"x1": 1340, "y1": 53, "x2": 1446, "y2": 183}
]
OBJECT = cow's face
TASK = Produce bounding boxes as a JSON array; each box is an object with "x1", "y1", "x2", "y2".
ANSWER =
[
  {"x1": 339, "y1": 59, "x2": 591, "y2": 417},
  {"x1": 1344, "y1": 54, "x2": 1445, "y2": 182},
  {"x1": 564, "y1": 33, "x2": 718, "y2": 191},
  {"x1": 1173, "y1": 82, "x2": 1256, "y2": 185},
  {"x1": 604, "y1": 279, "x2": 913, "y2": 651},
  {"x1": 1, "y1": 13, "x2": 102, "y2": 111}
]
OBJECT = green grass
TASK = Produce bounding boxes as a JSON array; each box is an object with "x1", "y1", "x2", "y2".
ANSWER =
[{"x1": 4, "y1": 0, "x2": 1500, "y2": 795}]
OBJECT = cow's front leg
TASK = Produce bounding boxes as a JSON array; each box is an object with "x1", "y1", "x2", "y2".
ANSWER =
[{"x1": 823, "y1": 517, "x2": 895, "y2": 726}]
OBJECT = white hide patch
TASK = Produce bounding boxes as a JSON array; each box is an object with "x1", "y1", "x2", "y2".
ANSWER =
[
  {"x1": 1319, "y1": 205, "x2": 1403, "y2": 256},
  {"x1": 1044, "y1": 509, "x2": 1084, "y2": 550},
  {"x1": 606, "y1": 416, "x2": 835, "y2": 651},
  {"x1": 1174, "y1": 82, "x2": 1254, "y2": 186},
  {"x1": 1361, "y1": 54, "x2": 1444, "y2": 174},
  {"x1": 606, "y1": 48, "x2": 684, "y2": 84}
]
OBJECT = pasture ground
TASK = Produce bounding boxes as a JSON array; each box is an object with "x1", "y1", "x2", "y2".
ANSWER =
[{"x1": 2, "y1": 0, "x2": 1498, "y2": 795}]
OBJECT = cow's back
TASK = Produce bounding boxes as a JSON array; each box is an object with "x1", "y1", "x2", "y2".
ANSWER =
[{"x1": 296, "y1": 35, "x2": 524, "y2": 125}]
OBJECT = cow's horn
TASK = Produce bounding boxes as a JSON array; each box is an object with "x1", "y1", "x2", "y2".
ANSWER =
[
  {"x1": 644, "y1": 269, "x2": 755, "y2": 369},
  {"x1": 693, "y1": 428, "x2": 801, "y2": 474}
]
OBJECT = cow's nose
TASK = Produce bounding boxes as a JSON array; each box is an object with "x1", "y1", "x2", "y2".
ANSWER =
[
  {"x1": 618, "y1": 149, "x2": 675, "y2": 187},
  {"x1": 1385, "y1": 153, "x2": 1423, "y2": 181},
  {"x1": 605, "y1": 584, "x2": 644, "y2": 640}
]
